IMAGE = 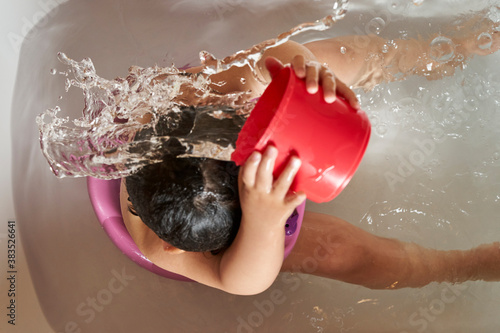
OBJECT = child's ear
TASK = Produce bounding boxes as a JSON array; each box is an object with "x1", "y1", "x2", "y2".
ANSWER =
[{"x1": 162, "y1": 240, "x2": 185, "y2": 254}]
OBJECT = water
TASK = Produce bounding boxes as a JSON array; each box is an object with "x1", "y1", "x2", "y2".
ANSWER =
[
  {"x1": 15, "y1": 0, "x2": 500, "y2": 332},
  {"x1": 429, "y1": 36, "x2": 455, "y2": 63},
  {"x1": 478, "y1": 32, "x2": 493, "y2": 50},
  {"x1": 37, "y1": 0, "x2": 498, "y2": 180},
  {"x1": 37, "y1": 0, "x2": 350, "y2": 179},
  {"x1": 199, "y1": 0, "x2": 349, "y2": 77},
  {"x1": 37, "y1": 52, "x2": 252, "y2": 179},
  {"x1": 366, "y1": 17, "x2": 386, "y2": 35}
]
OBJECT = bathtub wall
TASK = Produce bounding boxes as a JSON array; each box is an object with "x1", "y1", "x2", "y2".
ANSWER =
[
  {"x1": 1, "y1": 1, "x2": 56, "y2": 332},
  {"x1": 7, "y1": 0, "x2": 500, "y2": 332}
]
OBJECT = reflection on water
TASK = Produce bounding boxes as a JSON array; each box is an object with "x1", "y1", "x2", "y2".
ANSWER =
[{"x1": 25, "y1": 0, "x2": 500, "y2": 331}]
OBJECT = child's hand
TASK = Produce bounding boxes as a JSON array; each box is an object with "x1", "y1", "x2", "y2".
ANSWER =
[
  {"x1": 238, "y1": 145, "x2": 306, "y2": 228},
  {"x1": 265, "y1": 55, "x2": 360, "y2": 109}
]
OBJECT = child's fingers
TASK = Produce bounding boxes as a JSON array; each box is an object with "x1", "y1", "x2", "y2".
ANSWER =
[
  {"x1": 255, "y1": 146, "x2": 278, "y2": 192},
  {"x1": 290, "y1": 55, "x2": 306, "y2": 78},
  {"x1": 285, "y1": 191, "x2": 307, "y2": 207},
  {"x1": 273, "y1": 156, "x2": 301, "y2": 197},
  {"x1": 336, "y1": 79, "x2": 360, "y2": 110},
  {"x1": 265, "y1": 57, "x2": 285, "y2": 79},
  {"x1": 240, "y1": 151, "x2": 261, "y2": 188},
  {"x1": 305, "y1": 63, "x2": 320, "y2": 94},
  {"x1": 320, "y1": 67, "x2": 337, "y2": 104}
]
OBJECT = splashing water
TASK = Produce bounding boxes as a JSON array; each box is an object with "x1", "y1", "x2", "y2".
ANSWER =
[
  {"x1": 37, "y1": 0, "x2": 350, "y2": 179},
  {"x1": 199, "y1": 0, "x2": 349, "y2": 79},
  {"x1": 36, "y1": 52, "x2": 256, "y2": 179}
]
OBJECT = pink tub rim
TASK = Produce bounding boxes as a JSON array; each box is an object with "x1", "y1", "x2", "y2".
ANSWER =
[{"x1": 87, "y1": 177, "x2": 305, "y2": 281}]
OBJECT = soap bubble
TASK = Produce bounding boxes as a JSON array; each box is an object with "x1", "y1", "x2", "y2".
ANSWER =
[
  {"x1": 340, "y1": 46, "x2": 347, "y2": 54},
  {"x1": 388, "y1": 0, "x2": 407, "y2": 14},
  {"x1": 477, "y1": 32, "x2": 493, "y2": 50},
  {"x1": 375, "y1": 123, "x2": 388, "y2": 136},
  {"x1": 366, "y1": 17, "x2": 385, "y2": 35},
  {"x1": 369, "y1": 114, "x2": 380, "y2": 127},
  {"x1": 429, "y1": 36, "x2": 455, "y2": 63}
]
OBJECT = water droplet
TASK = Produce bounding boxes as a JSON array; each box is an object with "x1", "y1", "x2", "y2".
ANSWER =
[
  {"x1": 412, "y1": 0, "x2": 424, "y2": 5},
  {"x1": 399, "y1": 30, "x2": 409, "y2": 39},
  {"x1": 493, "y1": 152, "x2": 500, "y2": 161},
  {"x1": 429, "y1": 36, "x2": 455, "y2": 63},
  {"x1": 477, "y1": 32, "x2": 493, "y2": 50},
  {"x1": 366, "y1": 17, "x2": 386, "y2": 35},
  {"x1": 58, "y1": 96, "x2": 63, "y2": 100},
  {"x1": 240, "y1": 78, "x2": 246, "y2": 84},
  {"x1": 382, "y1": 44, "x2": 389, "y2": 53},
  {"x1": 488, "y1": 6, "x2": 500, "y2": 23},
  {"x1": 376, "y1": 123, "x2": 388, "y2": 136},
  {"x1": 369, "y1": 114, "x2": 379, "y2": 126},
  {"x1": 50, "y1": 68, "x2": 57, "y2": 75},
  {"x1": 340, "y1": 46, "x2": 347, "y2": 54}
]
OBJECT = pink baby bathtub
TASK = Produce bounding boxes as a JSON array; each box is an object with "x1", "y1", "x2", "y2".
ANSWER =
[{"x1": 87, "y1": 177, "x2": 305, "y2": 281}]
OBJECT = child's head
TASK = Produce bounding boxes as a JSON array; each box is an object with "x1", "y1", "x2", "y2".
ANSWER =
[{"x1": 125, "y1": 155, "x2": 241, "y2": 253}]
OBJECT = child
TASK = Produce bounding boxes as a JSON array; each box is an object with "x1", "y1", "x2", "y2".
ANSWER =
[{"x1": 121, "y1": 32, "x2": 500, "y2": 295}]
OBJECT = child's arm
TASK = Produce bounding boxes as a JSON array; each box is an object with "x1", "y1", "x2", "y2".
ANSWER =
[
  {"x1": 173, "y1": 58, "x2": 354, "y2": 295},
  {"x1": 304, "y1": 19, "x2": 500, "y2": 89},
  {"x1": 203, "y1": 40, "x2": 360, "y2": 108},
  {"x1": 215, "y1": 146, "x2": 306, "y2": 295},
  {"x1": 159, "y1": 146, "x2": 304, "y2": 295}
]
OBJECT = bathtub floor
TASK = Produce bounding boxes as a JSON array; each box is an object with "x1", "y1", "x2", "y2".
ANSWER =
[{"x1": 11, "y1": 0, "x2": 500, "y2": 332}]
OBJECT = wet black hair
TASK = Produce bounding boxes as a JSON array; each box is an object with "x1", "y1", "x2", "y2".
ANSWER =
[
  {"x1": 125, "y1": 105, "x2": 244, "y2": 253},
  {"x1": 126, "y1": 155, "x2": 241, "y2": 253}
]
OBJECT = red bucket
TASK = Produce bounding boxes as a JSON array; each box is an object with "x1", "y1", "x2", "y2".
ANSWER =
[{"x1": 231, "y1": 67, "x2": 371, "y2": 203}]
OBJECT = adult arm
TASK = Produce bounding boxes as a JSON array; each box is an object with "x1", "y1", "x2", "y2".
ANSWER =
[{"x1": 282, "y1": 212, "x2": 500, "y2": 289}]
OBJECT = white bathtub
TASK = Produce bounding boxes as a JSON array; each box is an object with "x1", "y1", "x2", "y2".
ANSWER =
[{"x1": 6, "y1": 0, "x2": 500, "y2": 332}]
